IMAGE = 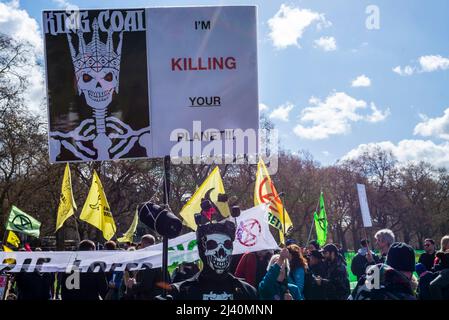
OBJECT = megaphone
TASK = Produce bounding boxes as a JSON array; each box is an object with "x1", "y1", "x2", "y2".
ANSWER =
[{"x1": 138, "y1": 202, "x2": 182, "y2": 239}]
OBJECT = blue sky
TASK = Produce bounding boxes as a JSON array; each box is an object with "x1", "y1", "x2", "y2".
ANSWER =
[{"x1": 2, "y1": 0, "x2": 449, "y2": 167}]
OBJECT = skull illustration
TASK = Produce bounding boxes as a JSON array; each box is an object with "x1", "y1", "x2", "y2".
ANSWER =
[
  {"x1": 77, "y1": 67, "x2": 118, "y2": 110},
  {"x1": 203, "y1": 233, "x2": 233, "y2": 274}
]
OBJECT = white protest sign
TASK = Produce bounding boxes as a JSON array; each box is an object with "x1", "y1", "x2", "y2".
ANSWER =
[
  {"x1": 42, "y1": 6, "x2": 258, "y2": 163},
  {"x1": 233, "y1": 204, "x2": 279, "y2": 255},
  {"x1": 357, "y1": 183, "x2": 373, "y2": 227},
  {"x1": 147, "y1": 6, "x2": 259, "y2": 158}
]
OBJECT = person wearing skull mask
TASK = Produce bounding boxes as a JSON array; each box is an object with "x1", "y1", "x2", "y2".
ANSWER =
[{"x1": 168, "y1": 218, "x2": 258, "y2": 300}]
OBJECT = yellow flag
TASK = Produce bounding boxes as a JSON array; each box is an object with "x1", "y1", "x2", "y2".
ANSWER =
[
  {"x1": 254, "y1": 158, "x2": 293, "y2": 242},
  {"x1": 80, "y1": 170, "x2": 116, "y2": 240},
  {"x1": 6, "y1": 231, "x2": 20, "y2": 248},
  {"x1": 55, "y1": 164, "x2": 77, "y2": 232},
  {"x1": 180, "y1": 166, "x2": 229, "y2": 231},
  {"x1": 117, "y1": 209, "x2": 138, "y2": 243},
  {"x1": 3, "y1": 245, "x2": 13, "y2": 252}
]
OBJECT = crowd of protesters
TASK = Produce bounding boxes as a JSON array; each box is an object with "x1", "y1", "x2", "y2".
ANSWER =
[{"x1": 1, "y1": 231, "x2": 449, "y2": 300}]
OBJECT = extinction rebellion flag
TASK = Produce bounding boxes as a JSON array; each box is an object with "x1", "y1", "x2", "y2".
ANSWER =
[{"x1": 6, "y1": 206, "x2": 41, "y2": 238}]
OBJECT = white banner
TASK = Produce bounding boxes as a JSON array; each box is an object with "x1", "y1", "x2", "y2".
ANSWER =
[
  {"x1": 0, "y1": 233, "x2": 195, "y2": 273},
  {"x1": 0, "y1": 207, "x2": 279, "y2": 273},
  {"x1": 357, "y1": 183, "x2": 373, "y2": 227}
]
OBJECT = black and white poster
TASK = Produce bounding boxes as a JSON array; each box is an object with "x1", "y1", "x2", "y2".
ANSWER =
[{"x1": 43, "y1": 9, "x2": 151, "y2": 162}]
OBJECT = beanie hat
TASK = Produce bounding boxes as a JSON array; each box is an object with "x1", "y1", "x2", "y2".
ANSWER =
[
  {"x1": 386, "y1": 242, "x2": 416, "y2": 272},
  {"x1": 322, "y1": 243, "x2": 339, "y2": 255}
]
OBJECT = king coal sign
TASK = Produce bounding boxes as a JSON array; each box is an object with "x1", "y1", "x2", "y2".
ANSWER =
[{"x1": 43, "y1": 6, "x2": 258, "y2": 163}]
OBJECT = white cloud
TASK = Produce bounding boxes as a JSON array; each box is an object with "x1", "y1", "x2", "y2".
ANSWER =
[
  {"x1": 259, "y1": 103, "x2": 269, "y2": 112},
  {"x1": 366, "y1": 103, "x2": 390, "y2": 123},
  {"x1": 268, "y1": 4, "x2": 330, "y2": 49},
  {"x1": 419, "y1": 55, "x2": 449, "y2": 72},
  {"x1": 393, "y1": 65, "x2": 415, "y2": 76},
  {"x1": 293, "y1": 92, "x2": 389, "y2": 140},
  {"x1": 414, "y1": 108, "x2": 449, "y2": 140},
  {"x1": 0, "y1": 0, "x2": 45, "y2": 112},
  {"x1": 0, "y1": 1, "x2": 42, "y2": 55},
  {"x1": 351, "y1": 75, "x2": 371, "y2": 87},
  {"x1": 269, "y1": 102, "x2": 294, "y2": 122},
  {"x1": 52, "y1": 0, "x2": 78, "y2": 10},
  {"x1": 342, "y1": 140, "x2": 449, "y2": 169},
  {"x1": 322, "y1": 151, "x2": 330, "y2": 157},
  {"x1": 314, "y1": 36, "x2": 337, "y2": 51},
  {"x1": 393, "y1": 55, "x2": 449, "y2": 76}
]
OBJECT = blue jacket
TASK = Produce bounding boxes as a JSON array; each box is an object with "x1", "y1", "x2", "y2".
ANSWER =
[
  {"x1": 288, "y1": 267, "x2": 305, "y2": 300},
  {"x1": 259, "y1": 263, "x2": 300, "y2": 300}
]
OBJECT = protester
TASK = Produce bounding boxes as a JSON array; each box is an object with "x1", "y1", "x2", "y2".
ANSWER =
[
  {"x1": 169, "y1": 218, "x2": 257, "y2": 300},
  {"x1": 442, "y1": 235, "x2": 449, "y2": 252},
  {"x1": 120, "y1": 246, "x2": 137, "y2": 300},
  {"x1": 308, "y1": 250, "x2": 326, "y2": 278},
  {"x1": 416, "y1": 263, "x2": 438, "y2": 300},
  {"x1": 287, "y1": 244, "x2": 307, "y2": 300},
  {"x1": 103, "y1": 240, "x2": 123, "y2": 300},
  {"x1": 125, "y1": 235, "x2": 164, "y2": 300},
  {"x1": 259, "y1": 248, "x2": 300, "y2": 300},
  {"x1": 351, "y1": 239, "x2": 375, "y2": 280},
  {"x1": 428, "y1": 250, "x2": 449, "y2": 299},
  {"x1": 306, "y1": 240, "x2": 320, "y2": 255},
  {"x1": 234, "y1": 249, "x2": 274, "y2": 288},
  {"x1": 418, "y1": 238, "x2": 436, "y2": 271},
  {"x1": 13, "y1": 266, "x2": 54, "y2": 300},
  {"x1": 60, "y1": 240, "x2": 108, "y2": 300},
  {"x1": 351, "y1": 242, "x2": 417, "y2": 300},
  {"x1": 301, "y1": 250, "x2": 326, "y2": 300},
  {"x1": 316, "y1": 244, "x2": 350, "y2": 300},
  {"x1": 366, "y1": 229, "x2": 395, "y2": 266}
]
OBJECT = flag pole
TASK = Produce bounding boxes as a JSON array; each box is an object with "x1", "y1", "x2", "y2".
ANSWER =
[
  {"x1": 280, "y1": 192, "x2": 286, "y2": 245},
  {"x1": 161, "y1": 155, "x2": 171, "y2": 298}
]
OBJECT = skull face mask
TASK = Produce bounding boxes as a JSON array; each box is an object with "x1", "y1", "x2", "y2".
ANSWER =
[
  {"x1": 196, "y1": 219, "x2": 236, "y2": 275},
  {"x1": 202, "y1": 233, "x2": 233, "y2": 274}
]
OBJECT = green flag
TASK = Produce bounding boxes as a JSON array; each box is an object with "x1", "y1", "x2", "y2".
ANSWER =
[
  {"x1": 6, "y1": 206, "x2": 41, "y2": 238},
  {"x1": 313, "y1": 192, "x2": 328, "y2": 246}
]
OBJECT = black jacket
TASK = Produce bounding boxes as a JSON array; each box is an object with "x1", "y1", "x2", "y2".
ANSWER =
[
  {"x1": 321, "y1": 257, "x2": 350, "y2": 300},
  {"x1": 14, "y1": 272, "x2": 54, "y2": 300},
  {"x1": 309, "y1": 261, "x2": 326, "y2": 278},
  {"x1": 351, "y1": 248, "x2": 375, "y2": 280},
  {"x1": 351, "y1": 264, "x2": 416, "y2": 300},
  {"x1": 128, "y1": 267, "x2": 164, "y2": 300},
  {"x1": 61, "y1": 272, "x2": 108, "y2": 300},
  {"x1": 170, "y1": 270, "x2": 257, "y2": 300},
  {"x1": 418, "y1": 252, "x2": 436, "y2": 271}
]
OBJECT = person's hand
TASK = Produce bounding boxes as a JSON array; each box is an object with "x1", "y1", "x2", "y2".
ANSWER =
[
  {"x1": 315, "y1": 276, "x2": 322, "y2": 286},
  {"x1": 279, "y1": 247, "x2": 290, "y2": 261},
  {"x1": 126, "y1": 278, "x2": 136, "y2": 289},
  {"x1": 284, "y1": 290, "x2": 293, "y2": 300},
  {"x1": 108, "y1": 281, "x2": 116, "y2": 289},
  {"x1": 366, "y1": 250, "x2": 374, "y2": 263}
]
